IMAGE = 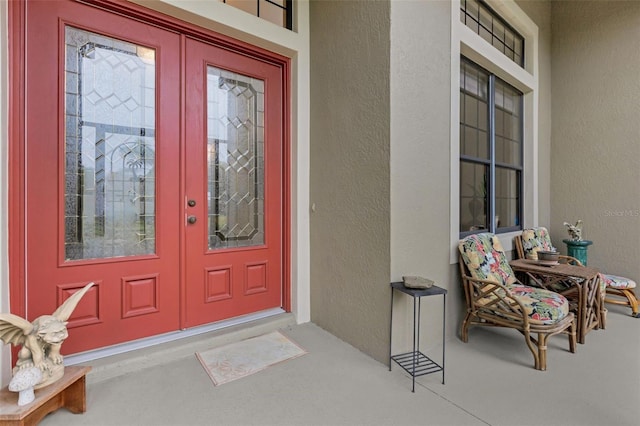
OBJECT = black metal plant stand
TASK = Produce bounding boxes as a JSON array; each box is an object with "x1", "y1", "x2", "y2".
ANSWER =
[{"x1": 389, "y1": 281, "x2": 446, "y2": 392}]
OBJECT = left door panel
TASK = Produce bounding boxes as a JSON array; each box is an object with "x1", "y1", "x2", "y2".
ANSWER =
[{"x1": 25, "y1": 0, "x2": 181, "y2": 354}]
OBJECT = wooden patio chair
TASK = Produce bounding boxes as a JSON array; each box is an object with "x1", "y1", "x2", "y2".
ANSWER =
[
  {"x1": 515, "y1": 227, "x2": 638, "y2": 319},
  {"x1": 458, "y1": 233, "x2": 576, "y2": 371}
]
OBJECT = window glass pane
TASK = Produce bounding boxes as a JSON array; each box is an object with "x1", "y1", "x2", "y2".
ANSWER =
[
  {"x1": 463, "y1": 126, "x2": 478, "y2": 157},
  {"x1": 460, "y1": 59, "x2": 490, "y2": 160},
  {"x1": 460, "y1": 57, "x2": 523, "y2": 235},
  {"x1": 495, "y1": 168, "x2": 520, "y2": 228},
  {"x1": 466, "y1": 0, "x2": 480, "y2": 20},
  {"x1": 464, "y1": 96, "x2": 478, "y2": 128},
  {"x1": 479, "y1": 7, "x2": 492, "y2": 31},
  {"x1": 64, "y1": 26, "x2": 156, "y2": 261},
  {"x1": 495, "y1": 78, "x2": 523, "y2": 167},
  {"x1": 493, "y1": 21, "x2": 505, "y2": 42},
  {"x1": 260, "y1": 0, "x2": 285, "y2": 27},
  {"x1": 225, "y1": 0, "x2": 258, "y2": 16},
  {"x1": 460, "y1": 162, "x2": 488, "y2": 232},
  {"x1": 478, "y1": 99, "x2": 488, "y2": 131},
  {"x1": 207, "y1": 67, "x2": 265, "y2": 249},
  {"x1": 505, "y1": 31, "x2": 514, "y2": 51},
  {"x1": 480, "y1": 26, "x2": 492, "y2": 44}
]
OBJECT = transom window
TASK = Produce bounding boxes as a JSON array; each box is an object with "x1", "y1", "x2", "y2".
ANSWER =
[
  {"x1": 221, "y1": 0, "x2": 293, "y2": 30},
  {"x1": 459, "y1": 57, "x2": 523, "y2": 236},
  {"x1": 460, "y1": 0, "x2": 524, "y2": 67}
]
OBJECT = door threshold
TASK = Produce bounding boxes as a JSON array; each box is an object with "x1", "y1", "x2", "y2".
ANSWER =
[{"x1": 64, "y1": 308, "x2": 294, "y2": 384}]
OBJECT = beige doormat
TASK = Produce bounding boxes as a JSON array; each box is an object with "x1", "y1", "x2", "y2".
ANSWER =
[{"x1": 196, "y1": 331, "x2": 307, "y2": 386}]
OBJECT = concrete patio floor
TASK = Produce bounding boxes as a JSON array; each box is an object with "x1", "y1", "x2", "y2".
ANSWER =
[{"x1": 39, "y1": 304, "x2": 640, "y2": 426}]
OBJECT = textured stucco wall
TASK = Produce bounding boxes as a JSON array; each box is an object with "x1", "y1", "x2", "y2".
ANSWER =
[
  {"x1": 551, "y1": 2, "x2": 640, "y2": 282},
  {"x1": 309, "y1": 0, "x2": 391, "y2": 363},
  {"x1": 309, "y1": 0, "x2": 555, "y2": 361}
]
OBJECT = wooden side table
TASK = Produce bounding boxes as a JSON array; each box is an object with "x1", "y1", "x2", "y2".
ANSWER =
[
  {"x1": 389, "y1": 282, "x2": 447, "y2": 392},
  {"x1": 510, "y1": 258, "x2": 601, "y2": 344},
  {"x1": 0, "y1": 365, "x2": 90, "y2": 425}
]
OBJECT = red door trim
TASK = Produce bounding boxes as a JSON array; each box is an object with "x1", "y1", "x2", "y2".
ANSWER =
[
  {"x1": 8, "y1": 0, "x2": 27, "y2": 322},
  {"x1": 8, "y1": 0, "x2": 292, "y2": 327},
  {"x1": 77, "y1": 0, "x2": 288, "y2": 67},
  {"x1": 178, "y1": 33, "x2": 188, "y2": 328},
  {"x1": 281, "y1": 57, "x2": 292, "y2": 313}
]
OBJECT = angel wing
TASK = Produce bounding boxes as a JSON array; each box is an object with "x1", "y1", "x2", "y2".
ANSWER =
[
  {"x1": 0, "y1": 313, "x2": 34, "y2": 346},
  {"x1": 52, "y1": 282, "x2": 95, "y2": 322}
]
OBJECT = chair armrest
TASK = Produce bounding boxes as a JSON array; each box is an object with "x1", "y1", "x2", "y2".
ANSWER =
[{"x1": 461, "y1": 274, "x2": 530, "y2": 326}]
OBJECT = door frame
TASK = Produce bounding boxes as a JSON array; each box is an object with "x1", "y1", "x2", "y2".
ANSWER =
[{"x1": 8, "y1": 0, "x2": 291, "y2": 329}]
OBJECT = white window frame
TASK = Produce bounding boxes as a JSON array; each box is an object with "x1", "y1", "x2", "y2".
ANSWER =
[{"x1": 450, "y1": 0, "x2": 539, "y2": 263}]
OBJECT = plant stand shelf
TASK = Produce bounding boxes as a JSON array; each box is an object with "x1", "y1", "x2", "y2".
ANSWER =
[
  {"x1": 0, "y1": 365, "x2": 90, "y2": 426},
  {"x1": 389, "y1": 282, "x2": 446, "y2": 392}
]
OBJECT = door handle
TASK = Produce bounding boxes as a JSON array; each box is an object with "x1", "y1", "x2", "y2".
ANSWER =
[
  {"x1": 188, "y1": 199, "x2": 196, "y2": 207},
  {"x1": 187, "y1": 216, "x2": 197, "y2": 224}
]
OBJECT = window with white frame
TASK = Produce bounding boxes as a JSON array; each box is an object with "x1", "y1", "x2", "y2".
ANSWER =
[
  {"x1": 459, "y1": 57, "x2": 523, "y2": 235},
  {"x1": 450, "y1": 0, "x2": 538, "y2": 256}
]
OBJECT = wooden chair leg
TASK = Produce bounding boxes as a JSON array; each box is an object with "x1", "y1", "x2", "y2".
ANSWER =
[
  {"x1": 568, "y1": 320, "x2": 577, "y2": 353},
  {"x1": 598, "y1": 293, "x2": 607, "y2": 329},
  {"x1": 537, "y1": 333, "x2": 548, "y2": 371},
  {"x1": 521, "y1": 329, "x2": 541, "y2": 370},
  {"x1": 460, "y1": 311, "x2": 472, "y2": 342}
]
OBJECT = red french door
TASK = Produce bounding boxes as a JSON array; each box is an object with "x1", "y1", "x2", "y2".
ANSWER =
[
  {"x1": 20, "y1": 0, "x2": 285, "y2": 354},
  {"x1": 183, "y1": 38, "x2": 283, "y2": 328}
]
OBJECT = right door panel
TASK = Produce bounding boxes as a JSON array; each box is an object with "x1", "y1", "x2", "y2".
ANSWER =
[{"x1": 184, "y1": 37, "x2": 284, "y2": 327}]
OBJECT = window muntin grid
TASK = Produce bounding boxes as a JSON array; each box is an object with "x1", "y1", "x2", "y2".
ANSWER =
[
  {"x1": 222, "y1": 0, "x2": 293, "y2": 30},
  {"x1": 460, "y1": 0, "x2": 524, "y2": 67},
  {"x1": 460, "y1": 58, "x2": 523, "y2": 235}
]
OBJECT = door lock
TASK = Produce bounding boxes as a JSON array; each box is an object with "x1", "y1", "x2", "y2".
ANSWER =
[
  {"x1": 187, "y1": 216, "x2": 197, "y2": 224},
  {"x1": 188, "y1": 199, "x2": 196, "y2": 207}
]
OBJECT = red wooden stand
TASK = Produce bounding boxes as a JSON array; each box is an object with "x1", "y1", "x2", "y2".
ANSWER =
[{"x1": 0, "y1": 366, "x2": 90, "y2": 426}]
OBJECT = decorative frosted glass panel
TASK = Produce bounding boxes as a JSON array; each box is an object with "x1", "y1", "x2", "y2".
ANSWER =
[
  {"x1": 64, "y1": 26, "x2": 156, "y2": 261},
  {"x1": 207, "y1": 66, "x2": 265, "y2": 250}
]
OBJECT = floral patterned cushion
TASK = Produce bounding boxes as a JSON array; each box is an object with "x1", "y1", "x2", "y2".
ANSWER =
[
  {"x1": 508, "y1": 285, "x2": 570, "y2": 324},
  {"x1": 521, "y1": 227, "x2": 556, "y2": 260},
  {"x1": 476, "y1": 285, "x2": 570, "y2": 324},
  {"x1": 602, "y1": 274, "x2": 637, "y2": 289},
  {"x1": 459, "y1": 233, "x2": 517, "y2": 287}
]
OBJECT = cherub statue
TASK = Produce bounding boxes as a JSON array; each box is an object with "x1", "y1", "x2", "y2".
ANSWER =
[
  {"x1": 563, "y1": 220, "x2": 583, "y2": 241},
  {"x1": 0, "y1": 282, "x2": 94, "y2": 389}
]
